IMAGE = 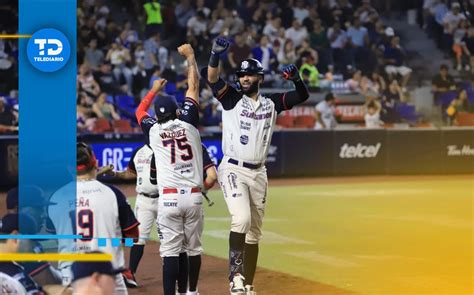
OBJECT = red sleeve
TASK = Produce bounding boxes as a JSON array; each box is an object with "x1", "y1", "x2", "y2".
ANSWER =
[{"x1": 136, "y1": 90, "x2": 156, "y2": 124}]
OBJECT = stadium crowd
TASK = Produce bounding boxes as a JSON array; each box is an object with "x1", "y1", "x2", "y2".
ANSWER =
[{"x1": 1, "y1": 0, "x2": 474, "y2": 134}]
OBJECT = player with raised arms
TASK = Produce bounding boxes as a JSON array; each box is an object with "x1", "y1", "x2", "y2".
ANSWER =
[{"x1": 203, "y1": 37, "x2": 310, "y2": 294}]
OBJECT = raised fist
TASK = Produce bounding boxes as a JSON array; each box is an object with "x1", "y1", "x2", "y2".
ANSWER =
[
  {"x1": 151, "y1": 78, "x2": 167, "y2": 93},
  {"x1": 211, "y1": 37, "x2": 229, "y2": 55},
  {"x1": 282, "y1": 64, "x2": 300, "y2": 81},
  {"x1": 177, "y1": 44, "x2": 194, "y2": 57}
]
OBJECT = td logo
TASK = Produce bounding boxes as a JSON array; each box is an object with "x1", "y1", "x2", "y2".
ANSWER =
[{"x1": 27, "y1": 28, "x2": 70, "y2": 72}]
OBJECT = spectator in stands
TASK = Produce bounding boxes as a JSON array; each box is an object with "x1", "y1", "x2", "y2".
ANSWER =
[
  {"x1": 297, "y1": 39, "x2": 319, "y2": 63},
  {"x1": 446, "y1": 89, "x2": 470, "y2": 125},
  {"x1": 347, "y1": 17, "x2": 369, "y2": 69},
  {"x1": 196, "y1": 0, "x2": 211, "y2": 18},
  {"x1": 461, "y1": 26, "x2": 474, "y2": 73},
  {"x1": 175, "y1": 0, "x2": 195, "y2": 39},
  {"x1": 299, "y1": 54, "x2": 320, "y2": 91},
  {"x1": 0, "y1": 97, "x2": 17, "y2": 133},
  {"x1": 370, "y1": 71, "x2": 387, "y2": 94},
  {"x1": 383, "y1": 36, "x2": 412, "y2": 90},
  {"x1": 187, "y1": 10, "x2": 209, "y2": 56},
  {"x1": 285, "y1": 18, "x2": 308, "y2": 48},
  {"x1": 347, "y1": 70, "x2": 362, "y2": 92},
  {"x1": 251, "y1": 35, "x2": 277, "y2": 73},
  {"x1": 77, "y1": 93, "x2": 96, "y2": 133},
  {"x1": 78, "y1": 64, "x2": 101, "y2": 99},
  {"x1": 452, "y1": 18, "x2": 469, "y2": 70},
  {"x1": 263, "y1": 17, "x2": 281, "y2": 43},
  {"x1": 314, "y1": 92, "x2": 338, "y2": 129},
  {"x1": 143, "y1": 0, "x2": 163, "y2": 38},
  {"x1": 106, "y1": 42, "x2": 133, "y2": 95},
  {"x1": 332, "y1": 0, "x2": 354, "y2": 26},
  {"x1": 83, "y1": 39, "x2": 104, "y2": 72},
  {"x1": 364, "y1": 99, "x2": 383, "y2": 128},
  {"x1": 432, "y1": 64, "x2": 456, "y2": 101},
  {"x1": 381, "y1": 79, "x2": 401, "y2": 123},
  {"x1": 355, "y1": 0, "x2": 378, "y2": 24},
  {"x1": 92, "y1": 93, "x2": 120, "y2": 121},
  {"x1": 94, "y1": 62, "x2": 120, "y2": 96},
  {"x1": 277, "y1": 39, "x2": 297, "y2": 68},
  {"x1": 148, "y1": 66, "x2": 161, "y2": 90},
  {"x1": 228, "y1": 32, "x2": 252, "y2": 71},
  {"x1": 327, "y1": 21, "x2": 349, "y2": 73},
  {"x1": 442, "y1": 2, "x2": 466, "y2": 54},
  {"x1": 143, "y1": 33, "x2": 168, "y2": 78},
  {"x1": 225, "y1": 10, "x2": 245, "y2": 36},
  {"x1": 309, "y1": 19, "x2": 331, "y2": 71},
  {"x1": 208, "y1": 10, "x2": 225, "y2": 39},
  {"x1": 383, "y1": 79, "x2": 403, "y2": 102},
  {"x1": 293, "y1": 0, "x2": 309, "y2": 24}
]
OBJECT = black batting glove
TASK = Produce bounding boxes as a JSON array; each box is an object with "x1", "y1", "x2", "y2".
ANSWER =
[
  {"x1": 282, "y1": 64, "x2": 301, "y2": 82},
  {"x1": 211, "y1": 37, "x2": 229, "y2": 55}
]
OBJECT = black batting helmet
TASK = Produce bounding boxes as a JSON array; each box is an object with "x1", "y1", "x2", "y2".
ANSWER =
[{"x1": 235, "y1": 58, "x2": 264, "y2": 77}]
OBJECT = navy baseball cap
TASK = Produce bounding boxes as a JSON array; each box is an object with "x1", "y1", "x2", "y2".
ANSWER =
[
  {"x1": 6, "y1": 187, "x2": 57, "y2": 210},
  {"x1": 71, "y1": 253, "x2": 124, "y2": 282},
  {"x1": 154, "y1": 95, "x2": 179, "y2": 118},
  {"x1": 0, "y1": 213, "x2": 38, "y2": 234}
]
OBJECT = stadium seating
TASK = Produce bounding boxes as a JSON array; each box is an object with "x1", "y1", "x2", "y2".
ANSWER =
[
  {"x1": 455, "y1": 112, "x2": 474, "y2": 126},
  {"x1": 92, "y1": 118, "x2": 112, "y2": 133},
  {"x1": 276, "y1": 116, "x2": 295, "y2": 128},
  {"x1": 294, "y1": 115, "x2": 316, "y2": 129},
  {"x1": 112, "y1": 119, "x2": 133, "y2": 133}
]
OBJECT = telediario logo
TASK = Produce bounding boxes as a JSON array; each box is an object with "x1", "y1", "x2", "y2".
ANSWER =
[{"x1": 27, "y1": 28, "x2": 70, "y2": 72}]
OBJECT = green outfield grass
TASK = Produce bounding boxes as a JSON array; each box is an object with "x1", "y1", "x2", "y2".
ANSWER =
[{"x1": 137, "y1": 177, "x2": 473, "y2": 295}]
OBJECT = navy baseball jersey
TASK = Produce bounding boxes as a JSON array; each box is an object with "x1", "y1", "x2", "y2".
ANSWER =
[{"x1": 0, "y1": 262, "x2": 44, "y2": 294}]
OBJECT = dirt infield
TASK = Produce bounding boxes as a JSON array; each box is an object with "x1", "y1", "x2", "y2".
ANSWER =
[{"x1": 127, "y1": 242, "x2": 356, "y2": 295}]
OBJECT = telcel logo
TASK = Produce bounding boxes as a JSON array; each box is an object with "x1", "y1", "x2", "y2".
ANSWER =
[
  {"x1": 27, "y1": 28, "x2": 70, "y2": 72},
  {"x1": 339, "y1": 143, "x2": 381, "y2": 158}
]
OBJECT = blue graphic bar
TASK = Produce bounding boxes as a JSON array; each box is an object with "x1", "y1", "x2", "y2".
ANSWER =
[
  {"x1": 0, "y1": 235, "x2": 82, "y2": 239},
  {"x1": 98, "y1": 238, "x2": 107, "y2": 247},
  {"x1": 19, "y1": 0, "x2": 77, "y2": 237},
  {"x1": 124, "y1": 238, "x2": 134, "y2": 247},
  {"x1": 111, "y1": 238, "x2": 121, "y2": 247}
]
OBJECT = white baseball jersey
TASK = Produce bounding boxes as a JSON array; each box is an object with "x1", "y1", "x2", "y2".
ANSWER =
[
  {"x1": 315, "y1": 100, "x2": 337, "y2": 129},
  {"x1": 128, "y1": 145, "x2": 159, "y2": 195},
  {"x1": 49, "y1": 180, "x2": 138, "y2": 270},
  {"x1": 216, "y1": 86, "x2": 293, "y2": 163},
  {"x1": 139, "y1": 99, "x2": 203, "y2": 190}
]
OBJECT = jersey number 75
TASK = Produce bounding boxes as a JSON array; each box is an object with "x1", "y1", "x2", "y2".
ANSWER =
[{"x1": 162, "y1": 137, "x2": 193, "y2": 164}]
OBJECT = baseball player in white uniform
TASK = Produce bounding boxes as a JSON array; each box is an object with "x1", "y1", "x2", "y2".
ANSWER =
[
  {"x1": 204, "y1": 37, "x2": 309, "y2": 294},
  {"x1": 113, "y1": 142, "x2": 217, "y2": 294},
  {"x1": 111, "y1": 143, "x2": 158, "y2": 288},
  {"x1": 135, "y1": 44, "x2": 204, "y2": 295},
  {"x1": 314, "y1": 92, "x2": 338, "y2": 130},
  {"x1": 48, "y1": 142, "x2": 139, "y2": 295}
]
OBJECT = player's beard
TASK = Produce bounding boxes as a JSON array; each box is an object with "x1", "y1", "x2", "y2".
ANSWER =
[{"x1": 242, "y1": 80, "x2": 260, "y2": 97}]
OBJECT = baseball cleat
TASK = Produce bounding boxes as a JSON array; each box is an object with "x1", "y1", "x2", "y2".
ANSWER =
[
  {"x1": 245, "y1": 285, "x2": 257, "y2": 295},
  {"x1": 230, "y1": 274, "x2": 246, "y2": 294},
  {"x1": 122, "y1": 269, "x2": 138, "y2": 288}
]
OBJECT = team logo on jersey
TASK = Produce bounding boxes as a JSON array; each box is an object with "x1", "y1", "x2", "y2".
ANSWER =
[
  {"x1": 27, "y1": 28, "x2": 71, "y2": 72},
  {"x1": 240, "y1": 135, "x2": 249, "y2": 145}
]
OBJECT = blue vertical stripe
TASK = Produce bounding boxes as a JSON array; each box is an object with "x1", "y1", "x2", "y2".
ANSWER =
[{"x1": 19, "y1": 0, "x2": 76, "y2": 236}]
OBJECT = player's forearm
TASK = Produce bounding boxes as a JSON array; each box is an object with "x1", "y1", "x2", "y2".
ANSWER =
[
  {"x1": 186, "y1": 55, "x2": 200, "y2": 100},
  {"x1": 136, "y1": 90, "x2": 156, "y2": 123},
  {"x1": 114, "y1": 170, "x2": 136, "y2": 180}
]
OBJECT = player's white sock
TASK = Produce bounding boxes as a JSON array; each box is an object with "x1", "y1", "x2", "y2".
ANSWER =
[{"x1": 187, "y1": 291, "x2": 198, "y2": 295}]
